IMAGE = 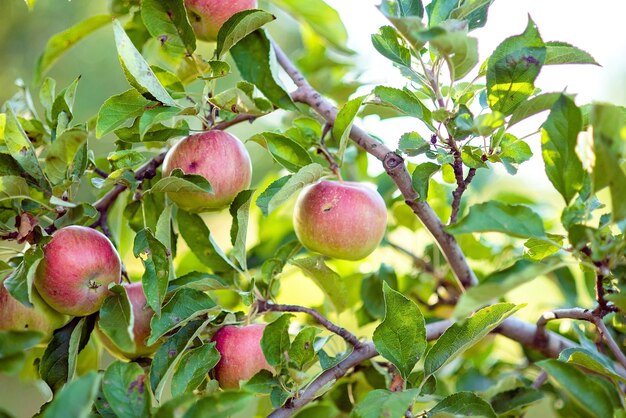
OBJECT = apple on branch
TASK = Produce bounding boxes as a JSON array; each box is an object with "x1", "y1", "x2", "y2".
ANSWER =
[
  {"x1": 212, "y1": 324, "x2": 273, "y2": 389},
  {"x1": 184, "y1": 0, "x2": 258, "y2": 42},
  {"x1": 162, "y1": 130, "x2": 252, "y2": 212},
  {"x1": 293, "y1": 180, "x2": 387, "y2": 261},
  {"x1": 34, "y1": 226, "x2": 122, "y2": 317}
]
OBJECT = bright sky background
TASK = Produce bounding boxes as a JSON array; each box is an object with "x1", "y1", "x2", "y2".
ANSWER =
[{"x1": 323, "y1": 0, "x2": 626, "y2": 191}]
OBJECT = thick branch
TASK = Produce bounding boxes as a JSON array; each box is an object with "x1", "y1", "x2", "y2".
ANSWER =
[
  {"x1": 256, "y1": 300, "x2": 361, "y2": 347},
  {"x1": 273, "y1": 41, "x2": 477, "y2": 289}
]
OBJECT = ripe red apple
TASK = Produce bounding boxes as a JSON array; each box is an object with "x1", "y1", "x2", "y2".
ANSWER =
[
  {"x1": 184, "y1": 0, "x2": 257, "y2": 42},
  {"x1": 293, "y1": 180, "x2": 387, "y2": 260},
  {"x1": 34, "y1": 226, "x2": 122, "y2": 317},
  {"x1": 162, "y1": 130, "x2": 252, "y2": 212},
  {"x1": 212, "y1": 324, "x2": 272, "y2": 388},
  {"x1": 0, "y1": 279, "x2": 66, "y2": 342},
  {"x1": 96, "y1": 282, "x2": 159, "y2": 359}
]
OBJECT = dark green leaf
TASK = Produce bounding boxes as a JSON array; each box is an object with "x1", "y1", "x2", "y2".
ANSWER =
[
  {"x1": 486, "y1": 18, "x2": 546, "y2": 115},
  {"x1": 40, "y1": 316, "x2": 96, "y2": 393},
  {"x1": 541, "y1": 94, "x2": 584, "y2": 203},
  {"x1": 102, "y1": 361, "x2": 151, "y2": 418},
  {"x1": 371, "y1": 26, "x2": 411, "y2": 67},
  {"x1": 287, "y1": 327, "x2": 320, "y2": 369},
  {"x1": 398, "y1": 132, "x2": 430, "y2": 156},
  {"x1": 379, "y1": 0, "x2": 424, "y2": 19},
  {"x1": 4, "y1": 247, "x2": 43, "y2": 307},
  {"x1": 450, "y1": 0, "x2": 494, "y2": 30},
  {"x1": 96, "y1": 89, "x2": 153, "y2": 138},
  {"x1": 229, "y1": 190, "x2": 254, "y2": 271},
  {"x1": 167, "y1": 271, "x2": 229, "y2": 293},
  {"x1": 216, "y1": 10, "x2": 276, "y2": 58},
  {"x1": 113, "y1": 19, "x2": 177, "y2": 106},
  {"x1": 251, "y1": 132, "x2": 313, "y2": 172},
  {"x1": 256, "y1": 164, "x2": 324, "y2": 217},
  {"x1": 426, "y1": 0, "x2": 458, "y2": 27},
  {"x1": 230, "y1": 30, "x2": 296, "y2": 110},
  {"x1": 429, "y1": 392, "x2": 497, "y2": 418},
  {"x1": 545, "y1": 41, "x2": 599, "y2": 66},
  {"x1": 261, "y1": 314, "x2": 292, "y2": 367},
  {"x1": 373, "y1": 282, "x2": 426, "y2": 379},
  {"x1": 424, "y1": 303, "x2": 522, "y2": 376},
  {"x1": 149, "y1": 168, "x2": 213, "y2": 194},
  {"x1": 133, "y1": 229, "x2": 170, "y2": 315},
  {"x1": 289, "y1": 256, "x2": 348, "y2": 313},
  {"x1": 411, "y1": 162, "x2": 440, "y2": 201},
  {"x1": 141, "y1": 0, "x2": 196, "y2": 57},
  {"x1": 43, "y1": 371, "x2": 101, "y2": 418},
  {"x1": 0, "y1": 330, "x2": 43, "y2": 359},
  {"x1": 374, "y1": 86, "x2": 425, "y2": 119},
  {"x1": 35, "y1": 15, "x2": 111, "y2": 84},
  {"x1": 447, "y1": 201, "x2": 545, "y2": 238},
  {"x1": 176, "y1": 210, "x2": 234, "y2": 272},
  {"x1": 171, "y1": 342, "x2": 220, "y2": 397},
  {"x1": 560, "y1": 347, "x2": 626, "y2": 385},
  {"x1": 44, "y1": 128, "x2": 88, "y2": 184},
  {"x1": 148, "y1": 288, "x2": 217, "y2": 345},
  {"x1": 182, "y1": 392, "x2": 254, "y2": 418},
  {"x1": 508, "y1": 92, "x2": 561, "y2": 127}
]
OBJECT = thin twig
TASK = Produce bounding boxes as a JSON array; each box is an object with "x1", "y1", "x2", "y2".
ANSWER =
[
  {"x1": 271, "y1": 40, "x2": 478, "y2": 290},
  {"x1": 92, "y1": 167, "x2": 110, "y2": 178},
  {"x1": 256, "y1": 300, "x2": 360, "y2": 347},
  {"x1": 383, "y1": 239, "x2": 441, "y2": 278},
  {"x1": 532, "y1": 371, "x2": 548, "y2": 389}
]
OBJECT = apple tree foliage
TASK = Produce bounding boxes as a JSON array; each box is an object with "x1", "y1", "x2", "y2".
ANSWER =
[{"x1": 1, "y1": 0, "x2": 626, "y2": 417}]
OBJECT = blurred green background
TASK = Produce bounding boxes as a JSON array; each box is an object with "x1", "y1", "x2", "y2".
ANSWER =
[{"x1": 1, "y1": 0, "x2": 625, "y2": 416}]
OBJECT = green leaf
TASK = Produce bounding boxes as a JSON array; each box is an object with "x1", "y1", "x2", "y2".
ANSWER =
[
  {"x1": 209, "y1": 85, "x2": 272, "y2": 115},
  {"x1": 334, "y1": 95, "x2": 367, "y2": 163},
  {"x1": 230, "y1": 30, "x2": 296, "y2": 111},
  {"x1": 560, "y1": 347, "x2": 626, "y2": 385},
  {"x1": 538, "y1": 359, "x2": 616, "y2": 418},
  {"x1": 44, "y1": 128, "x2": 88, "y2": 184},
  {"x1": 216, "y1": 9, "x2": 276, "y2": 58},
  {"x1": 426, "y1": 0, "x2": 459, "y2": 27},
  {"x1": 107, "y1": 149, "x2": 146, "y2": 171},
  {"x1": 261, "y1": 314, "x2": 293, "y2": 367},
  {"x1": 102, "y1": 361, "x2": 151, "y2": 418},
  {"x1": 508, "y1": 92, "x2": 561, "y2": 127},
  {"x1": 379, "y1": 0, "x2": 424, "y2": 19},
  {"x1": 35, "y1": 15, "x2": 111, "y2": 84},
  {"x1": 287, "y1": 327, "x2": 320, "y2": 369},
  {"x1": 251, "y1": 132, "x2": 313, "y2": 172},
  {"x1": 134, "y1": 229, "x2": 170, "y2": 315},
  {"x1": 411, "y1": 162, "x2": 440, "y2": 201},
  {"x1": 0, "y1": 176, "x2": 30, "y2": 201},
  {"x1": 430, "y1": 30, "x2": 479, "y2": 80},
  {"x1": 486, "y1": 18, "x2": 546, "y2": 115},
  {"x1": 269, "y1": 0, "x2": 350, "y2": 53},
  {"x1": 229, "y1": 190, "x2": 254, "y2": 271},
  {"x1": 289, "y1": 256, "x2": 348, "y2": 313},
  {"x1": 98, "y1": 285, "x2": 135, "y2": 354},
  {"x1": 541, "y1": 94, "x2": 584, "y2": 203},
  {"x1": 372, "y1": 26, "x2": 411, "y2": 67},
  {"x1": 4, "y1": 106, "x2": 49, "y2": 190},
  {"x1": 450, "y1": 0, "x2": 494, "y2": 30},
  {"x1": 545, "y1": 41, "x2": 599, "y2": 66},
  {"x1": 373, "y1": 282, "x2": 426, "y2": 379},
  {"x1": 139, "y1": 106, "x2": 188, "y2": 140},
  {"x1": 96, "y1": 89, "x2": 153, "y2": 138},
  {"x1": 182, "y1": 392, "x2": 254, "y2": 418},
  {"x1": 0, "y1": 330, "x2": 43, "y2": 359},
  {"x1": 353, "y1": 389, "x2": 419, "y2": 418},
  {"x1": 141, "y1": 0, "x2": 196, "y2": 57},
  {"x1": 496, "y1": 133, "x2": 533, "y2": 174},
  {"x1": 447, "y1": 201, "x2": 545, "y2": 238},
  {"x1": 150, "y1": 320, "x2": 206, "y2": 401},
  {"x1": 3, "y1": 247, "x2": 43, "y2": 307},
  {"x1": 167, "y1": 271, "x2": 229, "y2": 293},
  {"x1": 149, "y1": 168, "x2": 213, "y2": 194},
  {"x1": 374, "y1": 86, "x2": 425, "y2": 119},
  {"x1": 40, "y1": 316, "x2": 96, "y2": 393},
  {"x1": 398, "y1": 132, "x2": 430, "y2": 156},
  {"x1": 429, "y1": 392, "x2": 497, "y2": 418},
  {"x1": 171, "y1": 342, "x2": 220, "y2": 397},
  {"x1": 176, "y1": 210, "x2": 235, "y2": 272},
  {"x1": 424, "y1": 303, "x2": 522, "y2": 376},
  {"x1": 524, "y1": 235, "x2": 563, "y2": 260},
  {"x1": 148, "y1": 288, "x2": 217, "y2": 345},
  {"x1": 113, "y1": 19, "x2": 177, "y2": 106},
  {"x1": 453, "y1": 259, "x2": 563, "y2": 318},
  {"x1": 43, "y1": 371, "x2": 101, "y2": 418},
  {"x1": 256, "y1": 163, "x2": 324, "y2": 217}
]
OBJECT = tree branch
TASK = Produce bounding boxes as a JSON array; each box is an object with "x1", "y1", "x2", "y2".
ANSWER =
[
  {"x1": 256, "y1": 300, "x2": 361, "y2": 347},
  {"x1": 272, "y1": 41, "x2": 478, "y2": 289}
]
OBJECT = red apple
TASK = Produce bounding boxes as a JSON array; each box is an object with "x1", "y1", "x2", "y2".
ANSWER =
[
  {"x1": 0, "y1": 279, "x2": 66, "y2": 342},
  {"x1": 96, "y1": 282, "x2": 159, "y2": 359},
  {"x1": 212, "y1": 324, "x2": 272, "y2": 389},
  {"x1": 184, "y1": 0, "x2": 258, "y2": 42},
  {"x1": 34, "y1": 226, "x2": 122, "y2": 317},
  {"x1": 293, "y1": 180, "x2": 387, "y2": 260},
  {"x1": 162, "y1": 130, "x2": 252, "y2": 212}
]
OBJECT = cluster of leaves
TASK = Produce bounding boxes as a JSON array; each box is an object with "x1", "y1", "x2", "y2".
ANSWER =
[{"x1": 0, "y1": 0, "x2": 625, "y2": 417}]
